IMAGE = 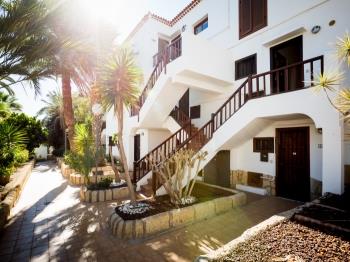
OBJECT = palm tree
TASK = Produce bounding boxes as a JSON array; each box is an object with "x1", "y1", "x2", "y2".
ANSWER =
[
  {"x1": 99, "y1": 47, "x2": 143, "y2": 203},
  {"x1": 0, "y1": 92, "x2": 21, "y2": 119},
  {"x1": 0, "y1": 0, "x2": 62, "y2": 94},
  {"x1": 37, "y1": 89, "x2": 64, "y2": 128}
]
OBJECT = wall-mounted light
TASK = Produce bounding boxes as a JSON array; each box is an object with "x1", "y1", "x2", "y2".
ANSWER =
[
  {"x1": 317, "y1": 128, "x2": 322, "y2": 134},
  {"x1": 182, "y1": 25, "x2": 187, "y2": 32},
  {"x1": 311, "y1": 25, "x2": 321, "y2": 34}
]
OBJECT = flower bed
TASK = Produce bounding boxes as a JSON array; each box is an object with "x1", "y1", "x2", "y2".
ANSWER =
[
  {"x1": 108, "y1": 183, "x2": 246, "y2": 240},
  {"x1": 80, "y1": 183, "x2": 129, "y2": 203}
]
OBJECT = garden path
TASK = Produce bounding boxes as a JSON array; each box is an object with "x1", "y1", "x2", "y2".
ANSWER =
[{"x1": 0, "y1": 161, "x2": 300, "y2": 262}]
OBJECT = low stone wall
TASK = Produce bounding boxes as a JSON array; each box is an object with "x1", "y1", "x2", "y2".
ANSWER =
[
  {"x1": 230, "y1": 170, "x2": 276, "y2": 196},
  {"x1": 108, "y1": 191, "x2": 246, "y2": 240},
  {"x1": 80, "y1": 186, "x2": 129, "y2": 203},
  {"x1": 0, "y1": 160, "x2": 35, "y2": 232},
  {"x1": 69, "y1": 172, "x2": 115, "y2": 186}
]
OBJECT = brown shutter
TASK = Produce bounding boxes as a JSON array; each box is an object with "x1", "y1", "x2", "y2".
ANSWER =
[
  {"x1": 239, "y1": 0, "x2": 252, "y2": 39},
  {"x1": 252, "y1": 0, "x2": 267, "y2": 31}
]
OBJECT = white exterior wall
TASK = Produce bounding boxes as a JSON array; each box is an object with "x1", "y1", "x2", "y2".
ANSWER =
[
  {"x1": 103, "y1": 0, "x2": 350, "y2": 194},
  {"x1": 230, "y1": 119, "x2": 323, "y2": 181}
]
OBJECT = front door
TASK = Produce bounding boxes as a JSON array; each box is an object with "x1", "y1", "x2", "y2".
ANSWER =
[
  {"x1": 276, "y1": 127, "x2": 310, "y2": 201},
  {"x1": 270, "y1": 36, "x2": 303, "y2": 93},
  {"x1": 134, "y1": 134, "x2": 140, "y2": 162}
]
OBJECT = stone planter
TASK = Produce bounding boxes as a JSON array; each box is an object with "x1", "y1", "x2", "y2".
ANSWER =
[
  {"x1": 69, "y1": 172, "x2": 115, "y2": 186},
  {"x1": 108, "y1": 190, "x2": 246, "y2": 240},
  {"x1": 80, "y1": 186, "x2": 129, "y2": 203},
  {"x1": 60, "y1": 163, "x2": 74, "y2": 179}
]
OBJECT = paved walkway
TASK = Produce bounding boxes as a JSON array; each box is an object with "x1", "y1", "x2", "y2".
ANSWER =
[{"x1": 0, "y1": 161, "x2": 301, "y2": 262}]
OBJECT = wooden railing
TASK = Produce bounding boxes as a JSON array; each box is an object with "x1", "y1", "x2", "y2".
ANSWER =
[
  {"x1": 133, "y1": 121, "x2": 192, "y2": 183},
  {"x1": 130, "y1": 37, "x2": 182, "y2": 116},
  {"x1": 170, "y1": 106, "x2": 190, "y2": 127},
  {"x1": 134, "y1": 55, "x2": 324, "y2": 191}
]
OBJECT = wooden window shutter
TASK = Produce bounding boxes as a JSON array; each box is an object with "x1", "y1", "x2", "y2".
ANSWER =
[
  {"x1": 252, "y1": 0, "x2": 267, "y2": 31},
  {"x1": 239, "y1": 0, "x2": 252, "y2": 39}
]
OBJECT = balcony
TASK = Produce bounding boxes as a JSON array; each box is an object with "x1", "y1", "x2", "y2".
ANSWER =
[{"x1": 130, "y1": 32, "x2": 234, "y2": 128}]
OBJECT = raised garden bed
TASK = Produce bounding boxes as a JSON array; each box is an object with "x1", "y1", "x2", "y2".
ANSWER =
[
  {"x1": 80, "y1": 183, "x2": 128, "y2": 203},
  {"x1": 69, "y1": 171, "x2": 115, "y2": 186},
  {"x1": 108, "y1": 182, "x2": 246, "y2": 240},
  {"x1": 212, "y1": 220, "x2": 350, "y2": 261}
]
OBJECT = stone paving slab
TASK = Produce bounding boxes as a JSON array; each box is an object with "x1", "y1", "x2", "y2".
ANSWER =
[{"x1": 0, "y1": 161, "x2": 301, "y2": 262}]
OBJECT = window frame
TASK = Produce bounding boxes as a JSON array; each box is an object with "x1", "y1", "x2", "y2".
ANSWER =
[
  {"x1": 194, "y1": 17, "x2": 208, "y2": 35},
  {"x1": 235, "y1": 53, "x2": 257, "y2": 80},
  {"x1": 239, "y1": 0, "x2": 267, "y2": 39}
]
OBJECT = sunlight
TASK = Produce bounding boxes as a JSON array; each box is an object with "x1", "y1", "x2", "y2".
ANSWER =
[{"x1": 77, "y1": 0, "x2": 120, "y2": 24}]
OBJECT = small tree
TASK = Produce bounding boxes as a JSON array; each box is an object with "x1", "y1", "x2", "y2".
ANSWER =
[
  {"x1": 99, "y1": 47, "x2": 143, "y2": 203},
  {"x1": 151, "y1": 149, "x2": 207, "y2": 208}
]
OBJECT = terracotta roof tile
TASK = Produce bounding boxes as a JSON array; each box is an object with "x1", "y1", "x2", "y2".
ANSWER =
[{"x1": 125, "y1": 0, "x2": 201, "y2": 42}]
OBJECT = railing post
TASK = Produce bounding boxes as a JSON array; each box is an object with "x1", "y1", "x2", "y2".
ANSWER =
[
  {"x1": 248, "y1": 75, "x2": 252, "y2": 99},
  {"x1": 133, "y1": 162, "x2": 137, "y2": 184},
  {"x1": 321, "y1": 56, "x2": 324, "y2": 74},
  {"x1": 211, "y1": 113, "x2": 215, "y2": 134}
]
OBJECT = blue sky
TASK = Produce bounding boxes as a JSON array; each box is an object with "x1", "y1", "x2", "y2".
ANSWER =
[{"x1": 14, "y1": 0, "x2": 191, "y2": 117}]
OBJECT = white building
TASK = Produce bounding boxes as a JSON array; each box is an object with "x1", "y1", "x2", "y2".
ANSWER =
[{"x1": 105, "y1": 0, "x2": 350, "y2": 201}]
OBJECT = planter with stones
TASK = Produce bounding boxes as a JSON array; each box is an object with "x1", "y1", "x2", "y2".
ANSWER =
[
  {"x1": 80, "y1": 185, "x2": 129, "y2": 203},
  {"x1": 108, "y1": 190, "x2": 246, "y2": 240}
]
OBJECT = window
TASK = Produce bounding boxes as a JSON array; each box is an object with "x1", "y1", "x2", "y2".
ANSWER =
[
  {"x1": 190, "y1": 105, "x2": 201, "y2": 119},
  {"x1": 194, "y1": 17, "x2": 208, "y2": 35},
  {"x1": 253, "y1": 137, "x2": 274, "y2": 153},
  {"x1": 235, "y1": 54, "x2": 257, "y2": 80},
  {"x1": 239, "y1": 0, "x2": 267, "y2": 39}
]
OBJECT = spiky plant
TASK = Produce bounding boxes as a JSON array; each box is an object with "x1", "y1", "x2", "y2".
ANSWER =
[
  {"x1": 99, "y1": 47, "x2": 143, "y2": 203},
  {"x1": 336, "y1": 32, "x2": 350, "y2": 67}
]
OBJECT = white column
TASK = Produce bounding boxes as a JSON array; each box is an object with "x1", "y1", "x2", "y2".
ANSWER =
[{"x1": 322, "y1": 120, "x2": 344, "y2": 194}]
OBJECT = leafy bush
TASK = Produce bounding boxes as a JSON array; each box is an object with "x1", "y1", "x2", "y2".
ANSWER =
[
  {"x1": 13, "y1": 149, "x2": 29, "y2": 166},
  {"x1": 97, "y1": 177, "x2": 113, "y2": 189},
  {"x1": 0, "y1": 166, "x2": 14, "y2": 185},
  {"x1": 2, "y1": 113, "x2": 47, "y2": 153}
]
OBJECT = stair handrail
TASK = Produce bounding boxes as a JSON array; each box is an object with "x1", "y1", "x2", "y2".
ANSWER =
[
  {"x1": 133, "y1": 120, "x2": 192, "y2": 183},
  {"x1": 170, "y1": 105, "x2": 191, "y2": 126},
  {"x1": 130, "y1": 37, "x2": 182, "y2": 116}
]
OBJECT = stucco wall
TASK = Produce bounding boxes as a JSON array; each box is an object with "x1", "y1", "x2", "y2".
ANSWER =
[{"x1": 230, "y1": 119, "x2": 322, "y2": 181}]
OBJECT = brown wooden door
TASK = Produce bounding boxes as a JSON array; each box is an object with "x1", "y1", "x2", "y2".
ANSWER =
[
  {"x1": 134, "y1": 134, "x2": 140, "y2": 162},
  {"x1": 270, "y1": 36, "x2": 303, "y2": 93},
  {"x1": 276, "y1": 127, "x2": 310, "y2": 201}
]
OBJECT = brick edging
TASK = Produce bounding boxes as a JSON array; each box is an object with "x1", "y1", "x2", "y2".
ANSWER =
[{"x1": 0, "y1": 160, "x2": 35, "y2": 232}]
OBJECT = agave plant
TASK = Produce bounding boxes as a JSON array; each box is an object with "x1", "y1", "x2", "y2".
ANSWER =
[{"x1": 336, "y1": 32, "x2": 350, "y2": 67}]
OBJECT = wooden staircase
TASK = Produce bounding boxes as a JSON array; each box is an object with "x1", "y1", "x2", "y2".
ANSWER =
[{"x1": 134, "y1": 55, "x2": 324, "y2": 196}]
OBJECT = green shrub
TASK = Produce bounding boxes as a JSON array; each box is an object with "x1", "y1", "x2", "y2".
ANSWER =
[
  {"x1": 64, "y1": 152, "x2": 80, "y2": 170},
  {"x1": 0, "y1": 166, "x2": 14, "y2": 186},
  {"x1": 13, "y1": 149, "x2": 29, "y2": 166},
  {"x1": 97, "y1": 177, "x2": 113, "y2": 189}
]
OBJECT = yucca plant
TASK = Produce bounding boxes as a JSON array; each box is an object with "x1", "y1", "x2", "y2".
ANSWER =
[
  {"x1": 313, "y1": 32, "x2": 350, "y2": 120},
  {"x1": 99, "y1": 47, "x2": 143, "y2": 203}
]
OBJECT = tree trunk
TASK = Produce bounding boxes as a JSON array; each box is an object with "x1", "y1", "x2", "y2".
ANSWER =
[
  {"x1": 62, "y1": 70, "x2": 75, "y2": 150},
  {"x1": 115, "y1": 97, "x2": 137, "y2": 203},
  {"x1": 109, "y1": 145, "x2": 121, "y2": 183}
]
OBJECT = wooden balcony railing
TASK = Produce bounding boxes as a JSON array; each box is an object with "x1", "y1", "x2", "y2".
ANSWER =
[
  {"x1": 130, "y1": 37, "x2": 182, "y2": 117},
  {"x1": 133, "y1": 55, "x2": 324, "y2": 192}
]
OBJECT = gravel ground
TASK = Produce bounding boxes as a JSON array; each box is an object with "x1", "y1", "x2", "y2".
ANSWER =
[{"x1": 217, "y1": 221, "x2": 350, "y2": 262}]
